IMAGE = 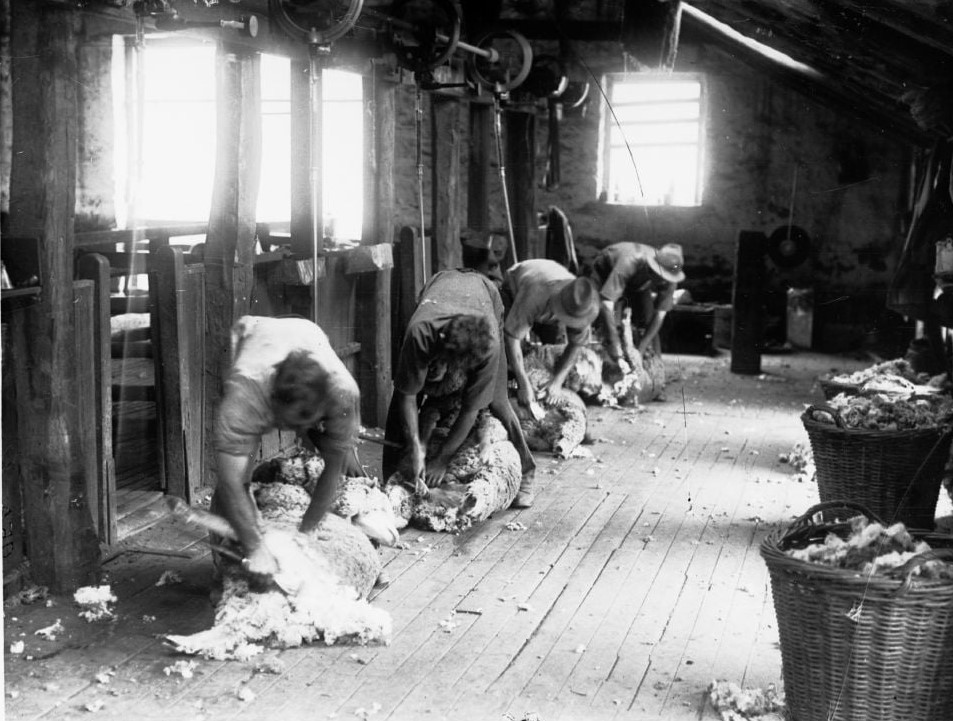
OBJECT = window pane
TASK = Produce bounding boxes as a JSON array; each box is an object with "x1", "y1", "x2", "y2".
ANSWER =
[
  {"x1": 611, "y1": 102, "x2": 700, "y2": 123},
  {"x1": 602, "y1": 75, "x2": 703, "y2": 206},
  {"x1": 139, "y1": 44, "x2": 216, "y2": 222},
  {"x1": 610, "y1": 121, "x2": 699, "y2": 147}
]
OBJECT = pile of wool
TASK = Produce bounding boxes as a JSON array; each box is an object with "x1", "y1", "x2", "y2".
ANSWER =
[
  {"x1": 384, "y1": 412, "x2": 521, "y2": 533},
  {"x1": 777, "y1": 442, "x2": 815, "y2": 483},
  {"x1": 253, "y1": 451, "x2": 399, "y2": 546},
  {"x1": 511, "y1": 388, "x2": 587, "y2": 458},
  {"x1": 811, "y1": 392, "x2": 953, "y2": 431},
  {"x1": 830, "y1": 358, "x2": 931, "y2": 386},
  {"x1": 251, "y1": 446, "x2": 325, "y2": 493},
  {"x1": 785, "y1": 515, "x2": 953, "y2": 580},
  {"x1": 708, "y1": 680, "x2": 785, "y2": 721},
  {"x1": 165, "y1": 479, "x2": 394, "y2": 660}
]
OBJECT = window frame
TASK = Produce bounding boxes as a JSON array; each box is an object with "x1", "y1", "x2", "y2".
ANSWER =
[{"x1": 598, "y1": 72, "x2": 707, "y2": 208}]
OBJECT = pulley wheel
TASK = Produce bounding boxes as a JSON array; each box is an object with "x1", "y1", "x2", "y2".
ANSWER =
[
  {"x1": 521, "y1": 54, "x2": 568, "y2": 99},
  {"x1": 466, "y1": 29, "x2": 533, "y2": 93},
  {"x1": 386, "y1": 0, "x2": 461, "y2": 72},
  {"x1": 268, "y1": 0, "x2": 363, "y2": 45},
  {"x1": 768, "y1": 224, "x2": 811, "y2": 268}
]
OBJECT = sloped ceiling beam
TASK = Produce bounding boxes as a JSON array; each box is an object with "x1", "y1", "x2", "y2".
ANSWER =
[{"x1": 681, "y1": 4, "x2": 931, "y2": 144}]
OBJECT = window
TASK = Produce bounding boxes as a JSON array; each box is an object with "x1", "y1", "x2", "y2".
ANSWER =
[
  {"x1": 116, "y1": 41, "x2": 363, "y2": 241},
  {"x1": 599, "y1": 74, "x2": 705, "y2": 207}
]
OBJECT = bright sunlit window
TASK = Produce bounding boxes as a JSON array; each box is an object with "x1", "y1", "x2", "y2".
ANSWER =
[
  {"x1": 119, "y1": 41, "x2": 364, "y2": 241},
  {"x1": 599, "y1": 74, "x2": 705, "y2": 207}
]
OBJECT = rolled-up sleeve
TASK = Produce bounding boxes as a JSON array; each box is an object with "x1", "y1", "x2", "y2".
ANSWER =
[{"x1": 213, "y1": 376, "x2": 272, "y2": 456}]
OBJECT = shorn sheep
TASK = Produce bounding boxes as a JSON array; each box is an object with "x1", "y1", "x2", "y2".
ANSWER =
[{"x1": 165, "y1": 460, "x2": 399, "y2": 660}]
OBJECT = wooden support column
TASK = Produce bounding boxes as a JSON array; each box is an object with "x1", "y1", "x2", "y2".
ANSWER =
[
  {"x1": 730, "y1": 231, "x2": 767, "y2": 375},
  {"x1": 357, "y1": 71, "x2": 396, "y2": 428},
  {"x1": 76, "y1": 253, "x2": 117, "y2": 544},
  {"x1": 467, "y1": 102, "x2": 492, "y2": 233},
  {"x1": 204, "y1": 45, "x2": 261, "y2": 473},
  {"x1": 290, "y1": 57, "x2": 317, "y2": 259},
  {"x1": 431, "y1": 95, "x2": 463, "y2": 271},
  {"x1": 7, "y1": 2, "x2": 99, "y2": 591},
  {"x1": 505, "y1": 108, "x2": 538, "y2": 263}
]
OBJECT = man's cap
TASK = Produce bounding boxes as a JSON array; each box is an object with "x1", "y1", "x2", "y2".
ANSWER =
[
  {"x1": 648, "y1": 243, "x2": 686, "y2": 283},
  {"x1": 551, "y1": 277, "x2": 600, "y2": 327}
]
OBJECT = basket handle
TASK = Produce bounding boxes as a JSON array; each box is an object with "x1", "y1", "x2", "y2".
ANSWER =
[
  {"x1": 804, "y1": 403, "x2": 846, "y2": 428},
  {"x1": 785, "y1": 500, "x2": 883, "y2": 535},
  {"x1": 889, "y1": 548, "x2": 953, "y2": 589}
]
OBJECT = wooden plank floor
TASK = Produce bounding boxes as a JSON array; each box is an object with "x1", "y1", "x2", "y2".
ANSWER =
[{"x1": 6, "y1": 351, "x2": 952, "y2": 721}]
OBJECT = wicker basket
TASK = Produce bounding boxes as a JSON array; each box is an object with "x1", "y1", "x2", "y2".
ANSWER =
[
  {"x1": 761, "y1": 501, "x2": 953, "y2": 721},
  {"x1": 801, "y1": 404, "x2": 953, "y2": 529}
]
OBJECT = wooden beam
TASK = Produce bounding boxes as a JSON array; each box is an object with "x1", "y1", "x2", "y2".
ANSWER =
[
  {"x1": 7, "y1": 2, "x2": 100, "y2": 591},
  {"x1": 504, "y1": 108, "x2": 539, "y2": 263},
  {"x1": 290, "y1": 57, "x2": 315, "y2": 258},
  {"x1": 467, "y1": 103, "x2": 493, "y2": 233},
  {"x1": 357, "y1": 71, "x2": 396, "y2": 429},
  {"x1": 431, "y1": 95, "x2": 463, "y2": 271},
  {"x1": 76, "y1": 253, "x2": 117, "y2": 544},
  {"x1": 680, "y1": 10, "x2": 932, "y2": 145},
  {"x1": 204, "y1": 45, "x2": 261, "y2": 476}
]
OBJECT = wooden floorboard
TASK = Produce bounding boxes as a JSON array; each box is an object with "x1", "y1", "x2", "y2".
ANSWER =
[{"x1": 12, "y1": 351, "x2": 947, "y2": 721}]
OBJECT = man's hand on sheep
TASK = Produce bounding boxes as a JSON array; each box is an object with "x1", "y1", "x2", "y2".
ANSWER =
[
  {"x1": 242, "y1": 543, "x2": 280, "y2": 581},
  {"x1": 517, "y1": 384, "x2": 546, "y2": 421},
  {"x1": 424, "y1": 455, "x2": 451, "y2": 487}
]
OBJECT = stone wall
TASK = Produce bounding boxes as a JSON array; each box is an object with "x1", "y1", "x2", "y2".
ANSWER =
[{"x1": 391, "y1": 37, "x2": 915, "y2": 350}]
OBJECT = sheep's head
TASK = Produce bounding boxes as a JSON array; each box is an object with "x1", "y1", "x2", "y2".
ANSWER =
[{"x1": 333, "y1": 477, "x2": 400, "y2": 547}]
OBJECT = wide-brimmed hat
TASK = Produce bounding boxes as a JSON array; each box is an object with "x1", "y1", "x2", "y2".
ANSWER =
[
  {"x1": 648, "y1": 243, "x2": 686, "y2": 283},
  {"x1": 551, "y1": 277, "x2": 600, "y2": 327}
]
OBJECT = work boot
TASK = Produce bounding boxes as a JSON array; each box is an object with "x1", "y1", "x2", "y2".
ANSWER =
[{"x1": 511, "y1": 469, "x2": 536, "y2": 508}]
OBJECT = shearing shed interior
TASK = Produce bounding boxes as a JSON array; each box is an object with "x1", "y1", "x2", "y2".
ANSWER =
[{"x1": 2, "y1": 1, "x2": 953, "y2": 720}]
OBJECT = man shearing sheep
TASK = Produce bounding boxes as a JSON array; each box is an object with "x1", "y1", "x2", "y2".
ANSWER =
[
  {"x1": 383, "y1": 267, "x2": 538, "y2": 507},
  {"x1": 212, "y1": 315, "x2": 362, "y2": 581},
  {"x1": 500, "y1": 258, "x2": 601, "y2": 419},
  {"x1": 589, "y1": 242, "x2": 686, "y2": 371}
]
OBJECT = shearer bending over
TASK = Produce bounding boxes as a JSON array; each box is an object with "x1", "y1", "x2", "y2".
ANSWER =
[
  {"x1": 589, "y1": 242, "x2": 686, "y2": 371},
  {"x1": 500, "y1": 259, "x2": 600, "y2": 420},
  {"x1": 383, "y1": 267, "x2": 537, "y2": 507},
  {"x1": 212, "y1": 315, "x2": 361, "y2": 581}
]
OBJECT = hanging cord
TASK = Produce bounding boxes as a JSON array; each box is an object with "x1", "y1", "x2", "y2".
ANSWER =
[
  {"x1": 493, "y1": 93, "x2": 518, "y2": 263},
  {"x1": 785, "y1": 163, "x2": 799, "y2": 244},
  {"x1": 415, "y1": 81, "x2": 428, "y2": 281}
]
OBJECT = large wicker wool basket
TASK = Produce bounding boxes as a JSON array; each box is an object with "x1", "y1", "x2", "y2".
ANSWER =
[
  {"x1": 761, "y1": 501, "x2": 953, "y2": 721},
  {"x1": 800, "y1": 404, "x2": 953, "y2": 529}
]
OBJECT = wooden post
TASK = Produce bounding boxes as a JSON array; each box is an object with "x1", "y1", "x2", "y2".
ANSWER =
[
  {"x1": 505, "y1": 108, "x2": 538, "y2": 263},
  {"x1": 76, "y1": 253, "x2": 117, "y2": 543},
  {"x1": 392, "y1": 226, "x2": 427, "y2": 371},
  {"x1": 357, "y1": 71, "x2": 396, "y2": 428},
  {"x1": 154, "y1": 247, "x2": 206, "y2": 501},
  {"x1": 467, "y1": 102, "x2": 492, "y2": 233},
  {"x1": 431, "y1": 95, "x2": 463, "y2": 271},
  {"x1": 204, "y1": 45, "x2": 261, "y2": 478},
  {"x1": 7, "y1": 2, "x2": 99, "y2": 590},
  {"x1": 290, "y1": 56, "x2": 316, "y2": 259},
  {"x1": 730, "y1": 231, "x2": 767, "y2": 375}
]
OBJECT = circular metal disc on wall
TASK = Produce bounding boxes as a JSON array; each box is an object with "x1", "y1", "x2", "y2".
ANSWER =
[{"x1": 768, "y1": 225, "x2": 812, "y2": 268}]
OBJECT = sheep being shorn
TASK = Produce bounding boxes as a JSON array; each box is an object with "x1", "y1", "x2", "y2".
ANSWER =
[
  {"x1": 384, "y1": 412, "x2": 521, "y2": 533},
  {"x1": 511, "y1": 389, "x2": 588, "y2": 458},
  {"x1": 165, "y1": 475, "x2": 396, "y2": 660},
  {"x1": 522, "y1": 308, "x2": 665, "y2": 406}
]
